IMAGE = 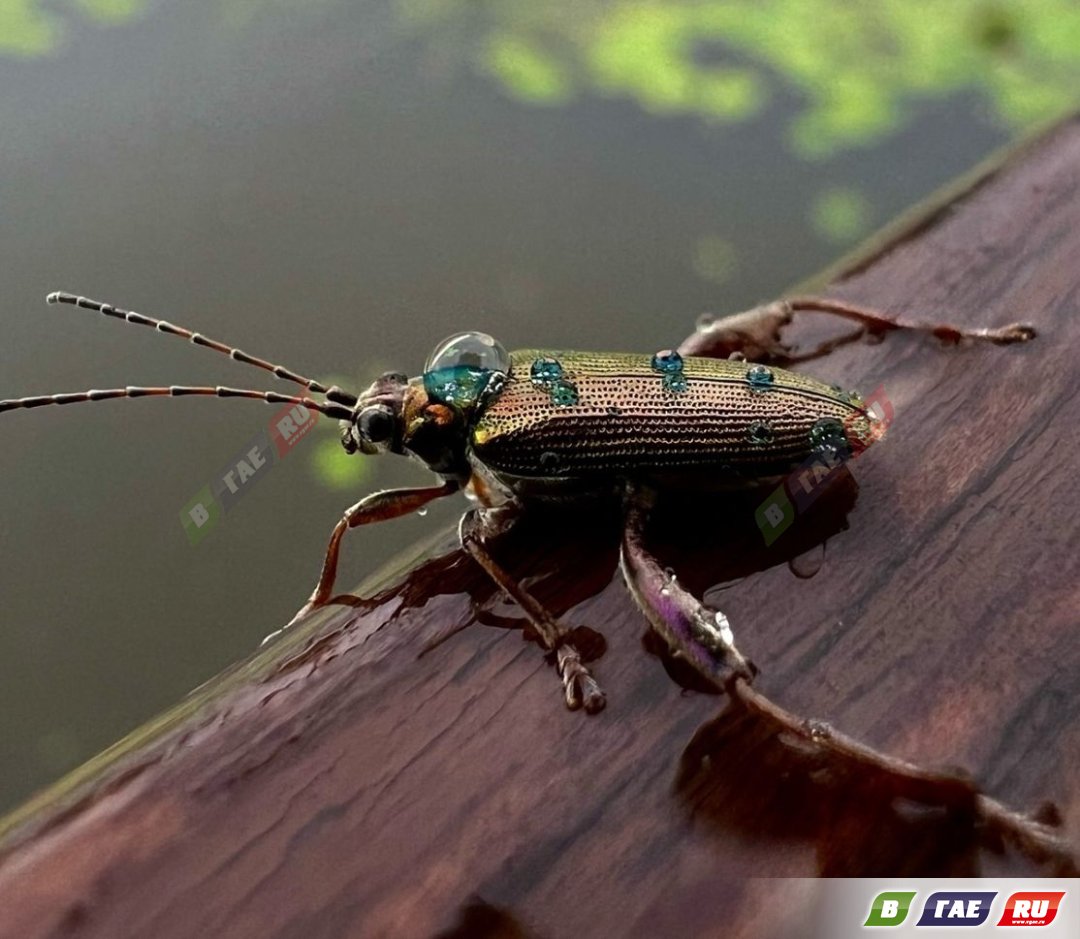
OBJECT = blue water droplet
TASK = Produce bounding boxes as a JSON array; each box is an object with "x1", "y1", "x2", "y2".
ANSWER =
[
  {"x1": 549, "y1": 380, "x2": 579, "y2": 406},
  {"x1": 746, "y1": 364, "x2": 774, "y2": 390},
  {"x1": 809, "y1": 417, "x2": 851, "y2": 457},
  {"x1": 662, "y1": 372, "x2": 689, "y2": 394},
  {"x1": 651, "y1": 349, "x2": 684, "y2": 374},
  {"x1": 531, "y1": 357, "x2": 564, "y2": 386}
]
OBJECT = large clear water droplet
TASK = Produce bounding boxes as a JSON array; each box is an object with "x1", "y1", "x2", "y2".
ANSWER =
[
  {"x1": 425, "y1": 332, "x2": 510, "y2": 375},
  {"x1": 422, "y1": 331, "x2": 510, "y2": 409}
]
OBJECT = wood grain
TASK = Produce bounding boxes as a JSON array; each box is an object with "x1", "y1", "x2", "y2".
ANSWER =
[{"x1": 2, "y1": 118, "x2": 1079, "y2": 939}]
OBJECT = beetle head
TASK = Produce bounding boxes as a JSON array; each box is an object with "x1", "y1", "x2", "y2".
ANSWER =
[
  {"x1": 337, "y1": 372, "x2": 410, "y2": 456},
  {"x1": 337, "y1": 332, "x2": 510, "y2": 479}
]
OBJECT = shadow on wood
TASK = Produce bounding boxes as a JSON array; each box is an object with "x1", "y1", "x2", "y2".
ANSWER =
[{"x1": 2, "y1": 118, "x2": 1080, "y2": 939}]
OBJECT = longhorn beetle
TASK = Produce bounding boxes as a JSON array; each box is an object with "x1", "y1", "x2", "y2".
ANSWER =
[
  {"x1": 7, "y1": 292, "x2": 1071, "y2": 871},
  {"x1": 2, "y1": 291, "x2": 1035, "y2": 713}
]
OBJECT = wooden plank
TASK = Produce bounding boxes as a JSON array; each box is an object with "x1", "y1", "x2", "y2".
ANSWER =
[{"x1": 2, "y1": 116, "x2": 1079, "y2": 939}]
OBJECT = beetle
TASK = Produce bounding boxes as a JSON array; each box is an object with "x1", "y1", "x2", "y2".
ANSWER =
[{"x1": 0, "y1": 291, "x2": 1035, "y2": 714}]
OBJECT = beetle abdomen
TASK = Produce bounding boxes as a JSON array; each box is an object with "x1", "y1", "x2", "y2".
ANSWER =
[{"x1": 470, "y1": 350, "x2": 877, "y2": 481}]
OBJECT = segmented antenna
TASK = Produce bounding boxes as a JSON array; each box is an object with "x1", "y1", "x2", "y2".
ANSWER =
[
  {"x1": 45, "y1": 292, "x2": 359, "y2": 405},
  {"x1": 0, "y1": 385, "x2": 355, "y2": 420}
]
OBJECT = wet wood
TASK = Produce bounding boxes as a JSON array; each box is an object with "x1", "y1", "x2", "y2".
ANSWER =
[{"x1": 2, "y1": 117, "x2": 1080, "y2": 939}]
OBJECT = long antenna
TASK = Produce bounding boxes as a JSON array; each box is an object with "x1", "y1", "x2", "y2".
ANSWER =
[
  {"x1": 45, "y1": 292, "x2": 352, "y2": 401},
  {"x1": 0, "y1": 385, "x2": 355, "y2": 420}
]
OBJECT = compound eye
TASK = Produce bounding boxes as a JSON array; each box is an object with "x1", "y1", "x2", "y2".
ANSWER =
[
  {"x1": 358, "y1": 406, "x2": 395, "y2": 444},
  {"x1": 422, "y1": 331, "x2": 510, "y2": 409}
]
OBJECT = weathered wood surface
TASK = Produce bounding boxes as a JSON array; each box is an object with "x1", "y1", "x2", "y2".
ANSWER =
[{"x1": 2, "y1": 118, "x2": 1080, "y2": 939}]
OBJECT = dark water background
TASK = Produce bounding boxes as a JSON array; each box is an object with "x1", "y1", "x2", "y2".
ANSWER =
[{"x1": 0, "y1": 1, "x2": 1070, "y2": 812}]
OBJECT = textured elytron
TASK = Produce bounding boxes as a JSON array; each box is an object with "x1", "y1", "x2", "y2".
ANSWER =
[{"x1": 471, "y1": 350, "x2": 874, "y2": 479}]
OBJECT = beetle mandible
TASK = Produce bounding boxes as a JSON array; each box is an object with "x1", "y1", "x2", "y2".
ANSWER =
[{"x1": 1, "y1": 292, "x2": 1036, "y2": 713}]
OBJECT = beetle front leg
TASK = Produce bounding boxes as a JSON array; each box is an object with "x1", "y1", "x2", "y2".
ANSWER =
[
  {"x1": 459, "y1": 507, "x2": 606, "y2": 714},
  {"x1": 620, "y1": 486, "x2": 756, "y2": 690},
  {"x1": 289, "y1": 481, "x2": 460, "y2": 624},
  {"x1": 679, "y1": 297, "x2": 1035, "y2": 364}
]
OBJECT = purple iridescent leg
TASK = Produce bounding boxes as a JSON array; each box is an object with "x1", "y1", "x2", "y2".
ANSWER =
[{"x1": 620, "y1": 486, "x2": 756, "y2": 690}]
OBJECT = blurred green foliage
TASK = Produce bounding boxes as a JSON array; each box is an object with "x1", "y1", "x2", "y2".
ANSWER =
[
  {"x1": 399, "y1": 0, "x2": 1080, "y2": 157},
  {"x1": 810, "y1": 185, "x2": 872, "y2": 243},
  {"x1": 0, "y1": 0, "x2": 148, "y2": 55},
  {"x1": 311, "y1": 435, "x2": 373, "y2": 492},
  {"x1": 6, "y1": 0, "x2": 1079, "y2": 153},
  {"x1": 691, "y1": 234, "x2": 739, "y2": 284}
]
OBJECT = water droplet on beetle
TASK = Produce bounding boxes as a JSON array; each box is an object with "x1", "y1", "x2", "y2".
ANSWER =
[
  {"x1": 416, "y1": 506, "x2": 428, "y2": 517},
  {"x1": 662, "y1": 372, "x2": 689, "y2": 393},
  {"x1": 530, "y1": 356, "x2": 563, "y2": 386},
  {"x1": 549, "y1": 380, "x2": 579, "y2": 406},
  {"x1": 651, "y1": 349, "x2": 684, "y2": 374},
  {"x1": 809, "y1": 417, "x2": 851, "y2": 459},
  {"x1": 425, "y1": 331, "x2": 510, "y2": 376},
  {"x1": 749, "y1": 421, "x2": 775, "y2": 445},
  {"x1": 746, "y1": 364, "x2": 774, "y2": 390}
]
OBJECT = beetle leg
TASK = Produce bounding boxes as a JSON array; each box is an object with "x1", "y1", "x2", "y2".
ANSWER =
[
  {"x1": 620, "y1": 485, "x2": 756, "y2": 690},
  {"x1": 459, "y1": 507, "x2": 606, "y2": 714},
  {"x1": 678, "y1": 300, "x2": 795, "y2": 362},
  {"x1": 289, "y1": 481, "x2": 460, "y2": 624},
  {"x1": 679, "y1": 297, "x2": 1035, "y2": 364}
]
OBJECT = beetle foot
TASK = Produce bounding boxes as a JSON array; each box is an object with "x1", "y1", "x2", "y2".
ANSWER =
[{"x1": 557, "y1": 645, "x2": 606, "y2": 714}]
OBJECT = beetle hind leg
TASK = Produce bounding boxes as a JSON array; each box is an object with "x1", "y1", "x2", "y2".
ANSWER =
[
  {"x1": 620, "y1": 485, "x2": 756, "y2": 691},
  {"x1": 460, "y1": 507, "x2": 606, "y2": 713},
  {"x1": 679, "y1": 296, "x2": 1036, "y2": 365}
]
